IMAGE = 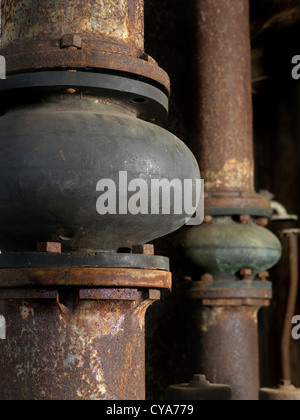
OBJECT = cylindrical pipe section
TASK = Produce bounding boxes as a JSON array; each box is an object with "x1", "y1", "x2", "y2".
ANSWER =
[
  {"x1": 0, "y1": 288, "x2": 154, "y2": 400},
  {"x1": 0, "y1": 0, "x2": 170, "y2": 91},
  {"x1": 1, "y1": 0, "x2": 144, "y2": 51},
  {"x1": 194, "y1": 0, "x2": 269, "y2": 215},
  {"x1": 281, "y1": 234, "x2": 299, "y2": 381},
  {"x1": 196, "y1": 305, "x2": 261, "y2": 400}
]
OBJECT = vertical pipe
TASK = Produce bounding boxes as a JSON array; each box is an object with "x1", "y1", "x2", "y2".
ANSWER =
[
  {"x1": 197, "y1": 305, "x2": 261, "y2": 400},
  {"x1": 177, "y1": 0, "x2": 282, "y2": 400},
  {"x1": 0, "y1": 288, "x2": 157, "y2": 400},
  {"x1": 281, "y1": 233, "x2": 299, "y2": 381},
  {"x1": 194, "y1": 0, "x2": 269, "y2": 215}
]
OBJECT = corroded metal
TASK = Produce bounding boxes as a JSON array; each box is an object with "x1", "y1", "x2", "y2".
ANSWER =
[
  {"x1": 194, "y1": 298, "x2": 268, "y2": 400},
  {"x1": 0, "y1": 287, "x2": 160, "y2": 400},
  {"x1": 179, "y1": 217, "x2": 282, "y2": 281},
  {"x1": 189, "y1": 278, "x2": 272, "y2": 400},
  {"x1": 0, "y1": 0, "x2": 170, "y2": 92},
  {"x1": 0, "y1": 267, "x2": 172, "y2": 289},
  {"x1": 194, "y1": 0, "x2": 269, "y2": 216},
  {"x1": 258, "y1": 230, "x2": 300, "y2": 400},
  {"x1": 280, "y1": 230, "x2": 300, "y2": 383},
  {"x1": 177, "y1": 1, "x2": 283, "y2": 400}
]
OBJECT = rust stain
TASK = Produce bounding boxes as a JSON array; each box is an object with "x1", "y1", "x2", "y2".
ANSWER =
[
  {"x1": 203, "y1": 158, "x2": 253, "y2": 191},
  {"x1": 200, "y1": 307, "x2": 223, "y2": 332},
  {"x1": 120, "y1": 341, "x2": 134, "y2": 400},
  {"x1": 59, "y1": 149, "x2": 66, "y2": 161},
  {"x1": 20, "y1": 302, "x2": 34, "y2": 320},
  {"x1": 133, "y1": 299, "x2": 153, "y2": 330},
  {"x1": 0, "y1": 267, "x2": 172, "y2": 290}
]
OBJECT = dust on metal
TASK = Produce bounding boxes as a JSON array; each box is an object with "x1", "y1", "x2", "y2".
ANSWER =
[{"x1": 0, "y1": 287, "x2": 159, "y2": 400}]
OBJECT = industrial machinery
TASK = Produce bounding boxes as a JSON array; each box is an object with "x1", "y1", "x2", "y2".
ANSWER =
[{"x1": 0, "y1": 0, "x2": 199, "y2": 400}]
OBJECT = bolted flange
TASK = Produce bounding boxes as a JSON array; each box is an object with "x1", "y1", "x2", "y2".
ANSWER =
[{"x1": 177, "y1": 217, "x2": 282, "y2": 282}]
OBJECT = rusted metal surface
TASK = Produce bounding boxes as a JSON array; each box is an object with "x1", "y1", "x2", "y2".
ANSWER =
[
  {"x1": 0, "y1": 0, "x2": 170, "y2": 92},
  {"x1": 132, "y1": 244, "x2": 155, "y2": 256},
  {"x1": 189, "y1": 282, "x2": 272, "y2": 303},
  {"x1": 36, "y1": 242, "x2": 62, "y2": 254},
  {"x1": 190, "y1": 278, "x2": 272, "y2": 400},
  {"x1": 194, "y1": 0, "x2": 270, "y2": 216},
  {"x1": 0, "y1": 267, "x2": 172, "y2": 290},
  {"x1": 195, "y1": 303, "x2": 264, "y2": 400},
  {"x1": 280, "y1": 230, "x2": 300, "y2": 382},
  {"x1": 1, "y1": 0, "x2": 144, "y2": 50},
  {"x1": 0, "y1": 287, "x2": 159, "y2": 400},
  {"x1": 260, "y1": 380, "x2": 300, "y2": 401}
]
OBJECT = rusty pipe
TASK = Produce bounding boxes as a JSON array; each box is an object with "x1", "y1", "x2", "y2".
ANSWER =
[
  {"x1": 260, "y1": 229, "x2": 300, "y2": 400},
  {"x1": 194, "y1": 0, "x2": 269, "y2": 216},
  {"x1": 1, "y1": 0, "x2": 145, "y2": 51},
  {"x1": 189, "y1": 283, "x2": 272, "y2": 401},
  {"x1": 177, "y1": 0, "x2": 282, "y2": 400},
  {"x1": 281, "y1": 230, "x2": 300, "y2": 382},
  {"x1": 196, "y1": 305, "x2": 261, "y2": 400},
  {"x1": 0, "y1": 287, "x2": 160, "y2": 400},
  {"x1": 0, "y1": 0, "x2": 170, "y2": 92}
]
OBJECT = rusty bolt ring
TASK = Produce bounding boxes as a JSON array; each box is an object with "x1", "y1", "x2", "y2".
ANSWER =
[
  {"x1": 0, "y1": 252, "x2": 169, "y2": 271},
  {"x1": 0, "y1": 267, "x2": 172, "y2": 290},
  {"x1": 191, "y1": 280, "x2": 272, "y2": 292},
  {"x1": 189, "y1": 280, "x2": 272, "y2": 300},
  {"x1": 0, "y1": 72, "x2": 169, "y2": 123}
]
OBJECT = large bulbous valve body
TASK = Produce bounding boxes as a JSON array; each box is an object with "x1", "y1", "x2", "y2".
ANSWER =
[{"x1": 0, "y1": 79, "x2": 200, "y2": 252}]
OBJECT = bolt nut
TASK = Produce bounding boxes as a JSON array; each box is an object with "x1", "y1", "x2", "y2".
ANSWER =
[
  {"x1": 203, "y1": 215, "x2": 213, "y2": 224},
  {"x1": 258, "y1": 271, "x2": 270, "y2": 282},
  {"x1": 201, "y1": 273, "x2": 214, "y2": 283},
  {"x1": 239, "y1": 214, "x2": 251, "y2": 224},
  {"x1": 256, "y1": 217, "x2": 269, "y2": 227},
  {"x1": 37, "y1": 242, "x2": 62, "y2": 253},
  {"x1": 63, "y1": 88, "x2": 77, "y2": 95},
  {"x1": 61, "y1": 34, "x2": 82, "y2": 49},
  {"x1": 240, "y1": 268, "x2": 252, "y2": 279},
  {"x1": 132, "y1": 244, "x2": 154, "y2": 255},
  {"x1": 144, "y1": 289, "x2": 161, "y2": 301}
]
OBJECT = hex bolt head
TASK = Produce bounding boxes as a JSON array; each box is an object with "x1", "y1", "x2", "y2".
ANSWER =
[
  {"x1": 239, "y1": 214, "x2": 251, "y2": 224},
  {"x1": 240, "y1": 268, "x2": 252, "y2": 279},
  {"x1": 201, "y1": 273, "x2": 214, "y2": 283},
  {"x1": 132, "y1": 244, "x2": 154, "y2": 255},
  {"x1": 61, "y1": 34, "x2": 82, "y2": 49},
  {"x1": 37, "y1": 242, "x2": 62, "y2": 253},
  {"x1": 143, "y1": 289, "x2": 161, "y2": 301},
  {"x1": 203, "y1": 215, "x2": 213, "y2": 224},
  {"x1": 256, "y1": 217, "x2": 269, "y2": 227},
  {"x1": 258, "y1": 271, "x2": 270, "y2": 282}
]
